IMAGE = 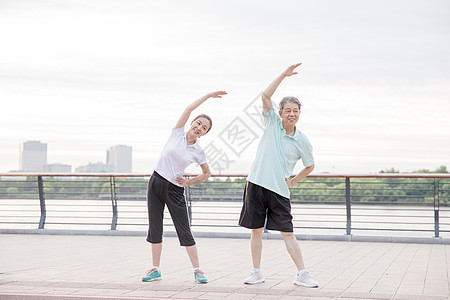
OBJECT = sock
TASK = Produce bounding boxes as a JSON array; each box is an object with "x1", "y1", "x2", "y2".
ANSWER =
[
  {"x1": 152, "y1": 266, "x2": 161, "y2": 272},
  {"x1": 298, "y1": 269, "x2": 307, "y2": 276},
  {"x1": 252, "y1": 268, "x2": 262, "y2": 273}
]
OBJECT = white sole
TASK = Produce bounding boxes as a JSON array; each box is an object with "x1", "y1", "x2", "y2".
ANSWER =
[
  {"x1": 294, "y1": 280, "x2": 318, "y2": 288},
  {"x1": 142, "y1": 277, "x2": 162, "y2": 282},
  {"x1": 244, "y1": 279, "x2": 265, "y2": 284},
  {"x1": 195, "y1": 277, "x2": 208, "y2": 284}
]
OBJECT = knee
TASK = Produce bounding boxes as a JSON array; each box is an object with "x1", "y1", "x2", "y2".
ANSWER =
[
  {"x1": 251, "y1": 228, "x2": 264, "y2": 239},
  {"x1": 281, "y1": 232, "x2": 295, "y2": 241}
]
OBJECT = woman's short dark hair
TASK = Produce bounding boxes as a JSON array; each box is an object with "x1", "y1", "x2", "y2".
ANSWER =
[{"x1": 193, "y1": 114, "x2": 212, "y2": 132}]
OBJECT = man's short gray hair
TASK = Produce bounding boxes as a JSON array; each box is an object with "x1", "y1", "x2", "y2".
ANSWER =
[{"x1": 279, "y1": 96, "x2": 301, "y2": 111}]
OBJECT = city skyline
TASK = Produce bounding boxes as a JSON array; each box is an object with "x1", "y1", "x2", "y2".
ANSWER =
[
  {"x1": 14, "y1": 140, "x2": 133, "y2": 173},
  {"x1": 1, "y1": 0, "x2": 449, "y2": 175}
]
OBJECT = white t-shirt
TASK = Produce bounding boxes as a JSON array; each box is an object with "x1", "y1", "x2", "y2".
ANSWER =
[{"x1": 154, "y1": 127, "x2": 207, "y2": 186}]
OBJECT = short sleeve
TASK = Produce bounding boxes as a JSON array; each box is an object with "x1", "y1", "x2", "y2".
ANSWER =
[
  {"x1": 300, "y1": 135, "x2": 314, "y2": 167},
  {"x1": 171, "y1": 127, "x2": 185, "y2": 136},
  {"x1": 263, "y1": 107, "x2": 276, "y2": 125},
  {"x1": 196, "y1": 149, "x2": 207, "y2": 166}
]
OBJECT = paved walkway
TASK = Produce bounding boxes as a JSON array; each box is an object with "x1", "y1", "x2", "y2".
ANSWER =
[{"x1": 0, "y1": 234, "x2": 449, "y2": 300}]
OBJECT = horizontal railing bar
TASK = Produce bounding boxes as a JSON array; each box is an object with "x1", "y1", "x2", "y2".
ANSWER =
[
  {"x1": 292, "y1": 202, "x2": 346, "y2": 205},
  {"x1": 0, "y1": 209, "x2": 40, "y2": 212},
  {"x1": 352, "y1": 221, "x2": 433, "y2": 225},
  {"x1": 42, "y1": 187, "x2": 112, "y2": 190},
  {"x1": 2, "y1": 173, "x2": 450, "y2": 178},
  {"x1": 0, "y1": 222, "x2": 39, "y2": 224},
  {"x1": 0, "y1": 216, "x2": 40, "y2": 218},
  {"x1": 43, "y1": 192, "x2": 110, "y2": 195},
  {"x1": 0, "y1": 192, "x2": 38, "y2": 194},
  {"x1": 44, "y1": 223, "x2": 111, "y2": 226},
  {"x1": 351, "y1": 194, "x2": 433, "y2": 198},
  {"x1": 351, "y1": 227, "x2": 434, "y2": 232},
  {"x1": 352, "y1": 213, "x2": 433, "y2": 217},
  {"x1": 351, "y1": 188, "x2": 434, "y2": 192},
  {"x1": 349, "y1": 181, "x2": 435, "y2": 185},
  {"x1": 43, "y1": 180, "x2": 112, "y2": 182},
  {"x1": 46, "y1": 216, "x2": 111, "y2": 219},
  {"x1": 0, "y1": 197, "x2": 37, "y2": 200},
  {"x1": 293, "y1": 226, "x2": 346, "y2": 230},
  {"x1": 351, "y1": 202, "x2": 433, "y2": 205},
  {"x1": 45, "y1": 211, "x2": 111, "y2": 213},
  {"x1": 190, "y1": 224, "x2": 241, "y2": 228},
  {"x1": 42, "y1": 204, "x2": 111, "y2": 207},
  {"x1": 116, "y1": 218, "x2": 149, "y2": 221}
]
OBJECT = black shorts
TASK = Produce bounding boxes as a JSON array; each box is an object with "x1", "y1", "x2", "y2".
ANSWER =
[
  {"x1": 238, "y1": 181, "x2": 293, "y2": 232},
  {"x1": 146, "y1": 171, "x2": 196, "y2": 247}
]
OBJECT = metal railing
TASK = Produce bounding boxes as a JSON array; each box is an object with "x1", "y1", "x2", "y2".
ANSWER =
[{"x1": 0, "y1": 173, "x2": 449, "y2": 240}]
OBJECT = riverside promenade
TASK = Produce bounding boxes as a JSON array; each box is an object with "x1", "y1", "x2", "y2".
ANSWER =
[{"x1": 0, "y1": 234, "x2": 449, "y2": 300}]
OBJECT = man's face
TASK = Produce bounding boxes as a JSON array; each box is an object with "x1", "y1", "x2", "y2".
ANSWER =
[{"x1": 279, "y1": 102, "x2": 301, "y2": 126}]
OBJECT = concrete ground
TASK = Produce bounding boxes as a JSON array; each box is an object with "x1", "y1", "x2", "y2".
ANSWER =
[{"x1": 0, "y1": 234, "x2": 449, "y2": 300}]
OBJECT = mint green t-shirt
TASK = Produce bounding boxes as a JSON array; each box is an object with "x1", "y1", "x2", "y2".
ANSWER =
[{"x1": 247, "y1": 107, "x2": 314, "y2": 198}]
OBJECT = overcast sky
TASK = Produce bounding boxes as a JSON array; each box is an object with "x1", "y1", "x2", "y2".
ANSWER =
[{"x1": 1, "y1": 0, "x2": 449, "y2": 174}]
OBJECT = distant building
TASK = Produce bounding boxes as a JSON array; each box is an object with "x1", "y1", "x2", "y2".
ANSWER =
[
  {"x1": 75, "y1": 162, "x2": 114, "y2": 173},
  {"x1": 107, "y1": 145, "x2": 132, "y2": 173},
  {"x1": 20, "y1": 141, "x2": 47, "y2": 172},
  {"x1": 45, "y1": 163, "x2": 72, "y2": 173}
]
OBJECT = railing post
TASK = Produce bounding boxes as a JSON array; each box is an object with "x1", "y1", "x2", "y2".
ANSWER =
[
  {"x1": 345, "y1": 177, "x2": 351, "y2": 235},
  {"x1": 37, "y1": 176, "x2": 46, "y2": 229},
  {"x1": 434, "y1": 178, "x2": 439, "y2": 238},
  {"x1": 110, "y1": 176, "x2": 118, "y2": 230}
]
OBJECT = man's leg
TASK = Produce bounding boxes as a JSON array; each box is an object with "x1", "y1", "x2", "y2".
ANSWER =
[
  {"x1": 243, "y1": 227, "x2": 266, "y2": 284},
  {"x1": 282, "y1": 232, "x2": 318, "y2": 287},
  {"x1": 280, "y1": 231, "x2": 305, "y2": 271},
  {"x1": 251, "y1": 228, "x2": 264, "y2": 268}
]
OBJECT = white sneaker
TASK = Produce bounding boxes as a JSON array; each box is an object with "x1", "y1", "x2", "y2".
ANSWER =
[
  {"x1": 294, "y1": 270, "x2": 318, "y2": 288},
  {"x1": 244, "y1": 270, "x2": 265, "y2": 284}
]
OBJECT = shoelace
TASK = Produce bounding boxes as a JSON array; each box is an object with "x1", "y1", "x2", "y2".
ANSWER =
[
  {"x1": 194, "y1": 270, "x2": 205, "y2": 277},
  {"x1": 146, "y1": 268, "x2": 158, "y2": 275}
]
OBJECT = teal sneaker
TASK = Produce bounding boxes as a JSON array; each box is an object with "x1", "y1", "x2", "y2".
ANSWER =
[
  {"x1": 142, "y1": 268, "x2": 161, "y2": 282},
  {"x1": 194, "y1": 269, "x2": 207, "y2": 283}
]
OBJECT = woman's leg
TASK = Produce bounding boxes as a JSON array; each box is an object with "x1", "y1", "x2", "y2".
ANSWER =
[
  {"x1": 146, "y1": 175, "x2": 166, "y2": 264},
  {"x1": 152, "y1": 242, "x2": 163, "y2": 267},
  {"x1": 185, "y1": 244, "x2": 200, "y2": 268},
  {"x1": 165, "y1": 186, "x2": 197, "y2": 248}
]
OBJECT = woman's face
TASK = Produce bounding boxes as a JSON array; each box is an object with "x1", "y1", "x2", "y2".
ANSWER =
[{"x1": 190, "y1": 117, "x2": 211, "y2": 137}]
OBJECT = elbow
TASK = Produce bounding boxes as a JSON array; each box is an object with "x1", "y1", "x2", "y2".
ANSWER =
[
  {"x1": 204, "y1": 170, "x2": 211, "y2": 180},
  {"x1": 184, "y1": 106, "x2": 194, "y2": 115},
  {"x1": 262, "y1": 93, "x2": 271, "y2": 105},
  {"x1": 307, "y1": 164, "x2": 315, "y2": 173}
]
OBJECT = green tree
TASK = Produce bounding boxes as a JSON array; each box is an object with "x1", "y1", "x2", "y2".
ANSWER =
[{"x1": 380, "y1": 167, "x2": 399, "y2": 173}]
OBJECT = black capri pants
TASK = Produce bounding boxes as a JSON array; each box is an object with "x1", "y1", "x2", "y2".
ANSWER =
[{"x1": 146, "y1": 171, "x2": 196, "y2": 247}]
